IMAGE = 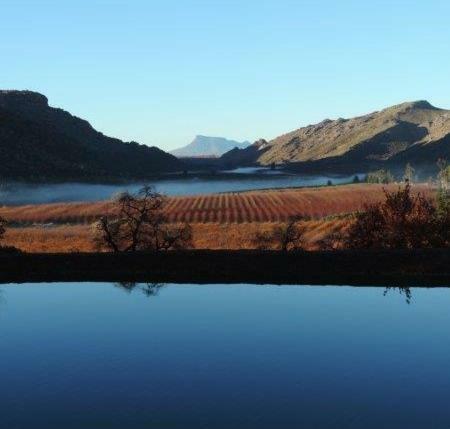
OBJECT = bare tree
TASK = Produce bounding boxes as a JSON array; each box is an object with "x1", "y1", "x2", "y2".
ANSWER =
[
  {"x1": 253, "y1": 216, "x2": 306, "y2": 251},
  {"x1": 94, "y1": 185, "x2": 193, "y2": 252}
]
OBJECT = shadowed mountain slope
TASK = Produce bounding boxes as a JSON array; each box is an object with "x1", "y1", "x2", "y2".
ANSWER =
[{"x1": 0, "y1": 90, "x2": 182, "y2": 180}]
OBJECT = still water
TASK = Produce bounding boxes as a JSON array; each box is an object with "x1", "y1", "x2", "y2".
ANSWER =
[
  {"x1": 0, "y1": 173, "x2": 362, "y2": 205},
  {"x1": 1, "y1": 283, "x2": 449, "y2": 428}
]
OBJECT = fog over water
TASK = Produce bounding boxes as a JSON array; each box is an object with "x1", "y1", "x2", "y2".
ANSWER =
[{"x1": 0, "y1": 172, "x2": 363, "y2": 205}]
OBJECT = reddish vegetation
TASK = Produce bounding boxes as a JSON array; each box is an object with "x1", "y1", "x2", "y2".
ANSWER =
[
  {"x1": 0, "y1": 184, "x2": 434, "y2": 225},
  {"x1": 0, "y1": 184, "x2": 437, "y2": 253},
  {"x1": 2, "y1": 219, "x2": 349, "y2": 253},
  {"x1": 3, "y1": 225, "x2": 94, "y2": 253}
]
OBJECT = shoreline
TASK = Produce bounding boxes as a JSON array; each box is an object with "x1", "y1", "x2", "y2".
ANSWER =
[{"x1": 1, "y1": 249, "x2": 449, "y2": 286}]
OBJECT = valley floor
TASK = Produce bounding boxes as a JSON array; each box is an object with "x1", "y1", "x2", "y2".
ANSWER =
[
  {"x1": 0, "y1": 183, "x2": 435, "y2": 253},
  {"x1": 2, "y1": 219, "x2": 349, "y2": 252}
]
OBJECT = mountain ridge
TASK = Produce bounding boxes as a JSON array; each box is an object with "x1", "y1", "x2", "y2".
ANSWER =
[
  {"x1": 221, "y1": 100, "x2": 450, "y2": 172},
  {"x1": 0, "y1": 90, "x2": 182, "y2": 180}
]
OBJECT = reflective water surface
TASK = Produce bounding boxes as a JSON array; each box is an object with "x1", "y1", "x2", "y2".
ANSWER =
[{"x1": 1, "y1": 283, "x2": 450, "y2": 428}]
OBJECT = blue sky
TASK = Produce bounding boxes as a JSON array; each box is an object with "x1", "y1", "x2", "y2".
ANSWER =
[{"x1": 1, "y1": 0, "x2": 450, "y2": 151}]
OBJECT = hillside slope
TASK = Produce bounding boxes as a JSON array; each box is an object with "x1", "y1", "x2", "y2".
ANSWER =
[
  {"x1": 221, "y1": 101, "x2": 450, "y2": 172},
  {"x1": 171, "y1": 135, "x2": 250, "y2": 158},
  {"x1": 0, "y1": 90, "x2": 182, "y2": 180}
]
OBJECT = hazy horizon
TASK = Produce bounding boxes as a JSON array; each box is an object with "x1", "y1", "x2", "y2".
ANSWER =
[{"x1": 2, "y1": 0, "x2": 450, "y2": 151}]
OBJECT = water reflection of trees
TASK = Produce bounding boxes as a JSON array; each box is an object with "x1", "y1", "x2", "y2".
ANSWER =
[
  {"x1": 116, "y1": 283, "x2": 416, "y2": 303},
  {"x1": 383, "y1": 286, "x2": 412, "y2": 304},
  {"x1": 114, "y1": 282, "x2": 166, "y2": 297}
]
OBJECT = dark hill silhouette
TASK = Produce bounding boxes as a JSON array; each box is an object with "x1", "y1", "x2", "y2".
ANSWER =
[{"x1": 0, "y1": 90, "x2": 182, "y2": 181}]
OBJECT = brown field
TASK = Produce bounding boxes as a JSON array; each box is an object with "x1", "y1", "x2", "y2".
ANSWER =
[
  {"x1": 0, "y1": 184, "x2": 434, "y2": 225},
  {"x1": 2, "y1": 219, "x2": 349, "y2": 253},
  {"x1": 0, "y1": 183, "x2": 435, "y2": 253}
]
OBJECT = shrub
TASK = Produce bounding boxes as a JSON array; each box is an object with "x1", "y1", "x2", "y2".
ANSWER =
[
  {"x1": 253, "y1": 216, "x2": 306, "y2": 251},
  {"x1": 344, "y1": 183, "x2": 449, "y2": 249}
]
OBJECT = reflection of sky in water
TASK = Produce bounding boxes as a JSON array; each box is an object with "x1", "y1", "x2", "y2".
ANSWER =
[
  {"x1": 1, "y1": 283, "x2": 450, "y2": 428},
  {"x1": 0, "y1": 172, "x2": 364, "y2": 205}
]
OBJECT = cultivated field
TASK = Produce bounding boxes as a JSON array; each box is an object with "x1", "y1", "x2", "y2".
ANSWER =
[
  {"x1": 0, "y1": 183, "x2": 436, "y2": 253},
  {"x1": 2, "y1": 219, "x2": 349, "y2": 253},
  {"x1": 0, "y1": 184, "x2": 434, "y2": 225}
]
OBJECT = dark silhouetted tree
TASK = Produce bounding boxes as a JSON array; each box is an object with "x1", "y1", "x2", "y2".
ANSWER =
[{"x1": 94, "y1": 185, "x2": 193, "y2": 252}]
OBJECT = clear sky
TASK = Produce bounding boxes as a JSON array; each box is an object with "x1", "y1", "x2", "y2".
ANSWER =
[{"x1": 1, "y1": 0, "x2": 450, "y2": 151}]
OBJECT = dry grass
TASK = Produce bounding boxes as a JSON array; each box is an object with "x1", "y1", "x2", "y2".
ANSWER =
[
  {"x1": 0, "y1": 183, "x2": 435, "y2": 253},
  {"x1": 3, "y1": 225, "x2": 95, "y2": 253},
  {"x1": 0, "y1": 184, "x2": 434, "y2": 225},
  {"x1": 192, "y1": 219, "x2": 349, "y2": 250},
  {"x1": 3, "y1": 219, "x2": 350, "y2": 253}
]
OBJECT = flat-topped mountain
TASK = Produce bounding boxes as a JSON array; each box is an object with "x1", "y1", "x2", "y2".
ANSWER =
[
  {"x1": 221, "y1": 101, "x2": 450, "y2": 172},
  {"x1": 0, "y1": 90, "x2": 182, "y2": 180},
  {"x1": 171, "y1": 135, "x2": 250, "y2": 158}
]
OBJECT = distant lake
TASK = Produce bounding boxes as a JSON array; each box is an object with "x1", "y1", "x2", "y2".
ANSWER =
[
  {"x1": 1, "y1": 283, "x2": 449, "y2": 428},
  {"x1": 0, "y1": 171, "x2": 363, "y2": 205}
]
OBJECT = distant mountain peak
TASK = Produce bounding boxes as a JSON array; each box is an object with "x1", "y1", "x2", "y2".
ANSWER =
[{"x1": 171, "y1": 135, "x2": 251, "y2": 158}]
